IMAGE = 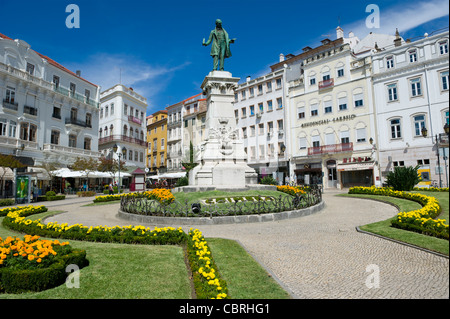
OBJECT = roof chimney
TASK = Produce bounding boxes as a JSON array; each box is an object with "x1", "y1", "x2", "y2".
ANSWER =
[
  {"x1": 394, "y1": 28, "x2": 402, "y2": 47},
  {"x1": 76, "y1": 70, "x2": 81, "y2": 77},
  {"x1": 279, "y1": 53, "x2": 285, "y2": 62},
  {"x1": 246, "y1": 76, "x2": 251, "y2": 82},
  {"x1": 336, "y1": 26, "x2": 344, "y2": 39}
]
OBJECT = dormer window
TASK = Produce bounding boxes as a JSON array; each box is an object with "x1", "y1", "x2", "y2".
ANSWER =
[
  {"x1": 409, "y1": 49, "x2": 417, "y2": 63},
  {"x1": 26, "y1": 63, "x2": 35, "y2": 75},
  {"x1": 439, "y1": 40, "x2": 448, "y2": 55},
  {"x1": 386, "y1": 56, "x2": 394, "y2": 69}
]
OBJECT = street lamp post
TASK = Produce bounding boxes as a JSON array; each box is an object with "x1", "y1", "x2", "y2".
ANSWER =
[
  {"x1": 113, "y1": 144, "x2": 127, "y2": 193},
  {"x1": 277, "y1": 143, "x2": 286, "y2": 185}
]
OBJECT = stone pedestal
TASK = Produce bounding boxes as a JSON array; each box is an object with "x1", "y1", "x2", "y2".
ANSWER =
[{"x1": 189, "y1": 71, "x2": 258, "y2": 187}]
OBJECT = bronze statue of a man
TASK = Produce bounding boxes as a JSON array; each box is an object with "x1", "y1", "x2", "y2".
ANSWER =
[{"x1": 203, "y1": 19, "x2": 236, "y2": 71}]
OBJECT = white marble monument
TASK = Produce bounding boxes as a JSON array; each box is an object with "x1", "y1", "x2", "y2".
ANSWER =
[{"x1": 188, "y1": 71, "x2": 258, "y2": 188}]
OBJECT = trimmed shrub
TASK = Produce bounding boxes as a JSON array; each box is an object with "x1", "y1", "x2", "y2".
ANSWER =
[{"x1": 386, "y1": 165, "x2": 421, "y2": 191}]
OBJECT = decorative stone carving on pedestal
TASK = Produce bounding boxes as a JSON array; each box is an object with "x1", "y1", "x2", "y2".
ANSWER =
[{"x1": 189, "y1": 71, "x2": 258, "y2": 188}]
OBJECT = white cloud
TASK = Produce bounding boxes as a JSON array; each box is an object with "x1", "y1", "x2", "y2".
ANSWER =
[
  {"x1": 65, "y1": 53, "x2": 190, "y2": 107},
  {"x1": 342, "y1": 0, "x2": 449, "y2": 38}
]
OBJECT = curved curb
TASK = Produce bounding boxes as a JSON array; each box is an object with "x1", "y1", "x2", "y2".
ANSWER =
[
  {"x1": 355, "y1": 226, "x2": 449, "y2": 259},
  {"x1": 117, "y1": 200, "x2": 325, "y2": 226}
]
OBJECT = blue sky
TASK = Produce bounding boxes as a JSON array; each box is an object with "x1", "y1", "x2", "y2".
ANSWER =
[{"x1": 0, "y1": 0, "x2": 448, "y2": 114}]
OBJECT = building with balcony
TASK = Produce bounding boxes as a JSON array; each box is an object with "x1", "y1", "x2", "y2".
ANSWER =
[
  {"x1": 182, "y1": 96, "x2": 207, "y2": 160},
  {"x1": 371, "y1": 28, "x2": 449, "y2": 187},
  {"x1": 283, "y1": 27, "x2": 390, "y2": 189},
  {"x1": 0, "y1": 32, "x2": 100, "y2": 192},
  {"x1": 233, "y1": 69, "x2": 287, "y2": 183},
  {"x1": 146, "y1": 110, "x2": 167, "y2": 175},
  {"x1": 99, "y1": 84, "x2": 148, "y2": 170}
]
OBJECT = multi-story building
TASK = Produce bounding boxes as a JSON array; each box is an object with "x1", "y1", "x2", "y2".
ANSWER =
[
  {"x1": 182, "y1": 95, "x2": 207, "y2": 159},
  {"x1": 233, "y1": 69, "x2": 287, "y2": 183},
  {"x1": 146, "y1": 110, "x2": 167, "y2": 175},
  {"x1": 371, "y1": 28, "x2": 449, "y2": 187},
  {"x1": 0, "y1": 32, "x2": 100, "y2": 192},
  {"x1": 283, "y1": 28, "x2": 393, "y2": 189},
  {"x1": 99, "y1": 84, "x2": 148, "y2": 170},
  {"x1": 166, "y1": 93, "x2": 205, "y2": 174}
]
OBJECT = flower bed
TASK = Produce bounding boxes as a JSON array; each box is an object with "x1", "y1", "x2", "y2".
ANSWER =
[
  {"x1": 413, "y1": 187, "x2": 449, "y2": 192},
  {"x1": 94, "y1": 188, "x2": 175, "y2": 204},
  {"x1": 277, "y1": 185, "x2": 306, "y2": 196},
  {"x1": 1, "y1": 205, "x2": 228, "y2": 298},
  {"x1": 187, "y1": 229, "x2": 228, "y2": 299},
  {"x1": 0, "y1": 234, "x2": 88, "y2": 293},
  {"x1": 349, "y1": 186, "x2": 449, "y2": 240}
]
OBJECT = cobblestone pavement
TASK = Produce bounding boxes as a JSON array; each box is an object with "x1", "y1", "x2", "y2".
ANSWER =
[{"x1": 43, "y1": 191, "x2": 449, "y2": 299}]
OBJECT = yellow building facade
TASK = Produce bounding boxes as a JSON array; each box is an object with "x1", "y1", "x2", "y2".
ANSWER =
[{"x1": 146, "y1": 110, "x2": 167, "y2": 175}]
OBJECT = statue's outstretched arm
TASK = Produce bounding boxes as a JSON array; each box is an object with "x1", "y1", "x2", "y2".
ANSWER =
[{"x1": 203, "y1": 31, "x2": 213, "y2": 46}]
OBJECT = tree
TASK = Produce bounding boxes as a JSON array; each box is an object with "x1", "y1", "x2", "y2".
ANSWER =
[
  {"x1": 386, "y1": 165, "x2": 422, "y2": 191},
  {"x1": 71, "y1": 157, "x2": 99, "y2": 191},
  {"x1": 181, "y1": 141, "x2": 198, "y2": 180},
  {"x1": 97, "y1": 156, "x2": 126, "y2": 183},
  {"x1": 0, "y1": 154, "x2": 25, "y2": 197}
]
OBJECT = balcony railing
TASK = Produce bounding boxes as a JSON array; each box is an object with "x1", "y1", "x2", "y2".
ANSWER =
[
  {"x1": 319, "y1": 78, "x2": 334, "y2": 90},
  {"x1": 65, "y1": 117, "x2": 91, "y2": 128},
  {"x1": 43, "y1": 143, "x2": 101, "y2": 157},
  {"x1": 308, "y1": 142, "x2": 353, "y2": 156},
  {"x1": 2, "y1": 99, "x2": 18, "y2": 111},
  {"x1": 24, "y1": 105, "x2": 38, "y2": 116},
  {"x1": 98, "y1": 134, "x2": 147, "y2": 147},
  {"x1": 128, "y1": 115, "x2": 142, "y2": 125}
]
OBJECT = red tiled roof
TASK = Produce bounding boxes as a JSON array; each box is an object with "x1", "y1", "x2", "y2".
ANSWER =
[{"x1": 0, "y1": 32, "x2": 98, "y2": 87}]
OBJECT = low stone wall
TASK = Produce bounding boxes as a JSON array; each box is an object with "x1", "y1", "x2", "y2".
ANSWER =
[{"x1": 117, "y1": 200, "x2": 325, "y2": 226}]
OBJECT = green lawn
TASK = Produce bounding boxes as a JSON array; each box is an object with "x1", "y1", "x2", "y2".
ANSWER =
[
  {"x1": 339, "y1": 192, "x2": 449, "y2": 256},
  {"x1": 0, "y1": 210, "x2": 290, "y2": 299}
]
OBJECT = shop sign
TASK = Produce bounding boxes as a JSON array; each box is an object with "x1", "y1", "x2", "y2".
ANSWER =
[{"x1": 301, "y1": 114, "x2": 356, "y2": 128}]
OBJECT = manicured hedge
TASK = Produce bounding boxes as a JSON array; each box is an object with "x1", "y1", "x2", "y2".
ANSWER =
[
  {"x1": 349, "y1": 186, "x2": 449, "y2": 240},
  {"x1": 0, "y1": 249, "x2": 88, "y2": 294}
]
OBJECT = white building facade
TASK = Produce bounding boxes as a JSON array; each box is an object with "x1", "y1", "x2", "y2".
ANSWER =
[
  {"x1": 233, "y1": 69, "x2": 287, "y2": 183},
  {"x1": 0, "y1": 32, "x2": 100, "y2": 192},
  {"x1": 372, "y1": 29, "x2": 449, "y2": 187},
  {"x1": 99, "y1": 84, "x2": 148, "y2": 169}
]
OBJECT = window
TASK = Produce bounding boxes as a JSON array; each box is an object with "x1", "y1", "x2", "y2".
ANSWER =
[
  {"x1": 387, "y1": 83, "x2": 398, "y2": 101},
  {"x1": 105, "y1": 105, "x2": 109, "y2": 117},
  {"x1": 124, "y1": 104, "x2": 128, "y2": 116},
  {"x1": 51, "y1": 130, "x2": 60, "y2": 145},
  {"x1": 258, "y1": 84, "x2": 263, "y2": 94},
  {"x1": 268, "y1": 121, "x2": 274, "y2": 133},
  {"x1": 354, "y1": 94, "x2": 364, "y2": 107},
  {"x1": 234, "y1": 110, "x2": 239, "y2": 118},
  {"x1": 340, "y1": 131, "x2": 350, "y2": 144},
  {"x1": 268, "y1": 144, "x2": 274, "y2": 157},
  {"x1": 310, "y1": 77, "x2": 316, "y2": 85},
  {"x1": 241, "y1": 90, "x2": 246, "y2": 99},
  {"x1": 310, "y1": 104, "x2": 318, "y2": 117},
  {"x1": 267, "y1": 100, "x2": 273, "y2": 112},
  {"x1": 129, "y1": 150, "x2": 133, "y2": 161},
  {"x1": 277, "y1": 119, "x2": 284, "y2": 131},
  {"x1": 250, "y1": 125, "x2": 255, "y2": 137},
  {"x1": 26, "y1": 62, "x2": 35, "y2": 75},
  {"x1": 393, "y1": 161, "x2": 405, "y2": 167},
  {"x1": 5, "y1": 87, "x2": 15, "y2": 103},
  {"x1": 356, "y1": 128, "x2": 366, "y2": 143},
  {"x1": 298, "y1": 107, "x2": 305, "y2": 119},
  {"x1": 250, "y1": 105, "x2": 255, "y2": 116},
  {"x1": 123, "y1": 125, "x2": 128, "y2": 136},
  {"x1": 111, "y1": 103, "x2": 114, "y2": 115},
  {"x1": 258, "y1": 123, "x2": 264, "y2": 135},
  {"x1": 85, "y1": 89, "x2": 90, "y2": 102},
  {"x1": 249, "y1": 87, "x2": 254, "y2": 97},
  {"x1": 0, "y1": 118, "x2": 6, "y2": 136},
  {"x1": 70, "y1": 108, "x2": 77, "y2": 121},
  {"x1": 258, "y1": 103, "x2": 264, "y2": 113},
  {"x1": 410, "y1": 78, "x2": 422, "y2": 97},
  {"x1": 337, "y1": 68, "x2": 344, "y2": 77},
  {"x1": 86, "y1": 113, "x2": 92, "y2": 128},
  {"x1": 324, "y1": 101, "x2": 332, "y2": 114},
  {"x1": 242, "y1": 127, "x2": 247, "y2": 138},
  {"x1": 439, "y1": 40, "x2": 448, "y2": 55},
  {"x1": 414, "y1": 115, "x2": 426, "y2": 136},
  {"x1": 417, "y1": 159, "x2": 430, "y2": 166},
  {"x1": 276, "y1": 78, "x2": 282, "y2": 89},
  {"x1": 259, "y1": 145, "x2": 265, "y2": 159},
  {"x1": 53, "y1": 76, "x2": 60, "y2": 89},
  {"x1": 277, "y1": 97, "x2": 283, "y2": 109},
  {"x1": 386, "y1": 56, "x2": 394, "y2": 69},
  {"x1": 19, "y1": 123, "x2": 29, "y2": 141},
  {"x1": 9, "y1": 120, "x2": 16, "y2": 138},
  {"x1": 299, "y1": 137, "x2": 307, "y2": 150},
  {"x1": 161, "y1": 138, "x2": 165, "y2": 150},
  {"x1": 390, "y1": 119, "x2": 402, "y2": 139},
  {"x1": 267, "y1": 81, "x2": 272, "y2": 91},
  {"x1": 69, "y1": 134, "x2": 77, "y2": 148},
  {"x1": 69, "y1": 83, "x2": 76, "y2": 96},
  {"x1": 312, "y1": 136, "x2": 320, "y2": 148},
  {"x1": 52, "y1": 106, "x2": 61, "y2": 119},
  {"x1": 241, "y1": 107, "x2": 247, "y2": 117},
  {"x1": 409, "y1": 49, "x2": 417, "y2": 63},
  {"x1": 441, "y1": 70, "x2": 449, "y2": 91},
  {"x1": 338, "y1": 97, "x2": 347, "y2": 111},
  {"x1": 325, "y1": 133, "x2": 335, "y2": 145},
  {"x1": 323, "y1": 73, "x2": 331, "y2": 81}
]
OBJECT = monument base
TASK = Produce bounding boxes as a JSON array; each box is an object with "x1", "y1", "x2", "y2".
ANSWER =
[{"x1": 172, "y1": 184, "x2": 277, "y2": 193}]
